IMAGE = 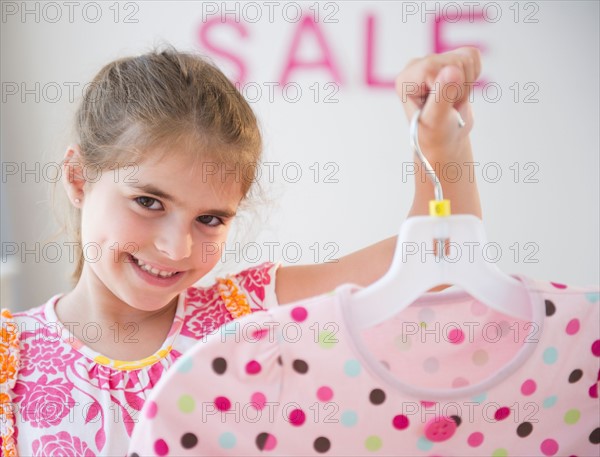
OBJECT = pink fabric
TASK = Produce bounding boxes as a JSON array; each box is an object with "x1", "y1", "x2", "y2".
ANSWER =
[
  {"x1": 128, "y1": 275, "x2": 600, "y2": 456},
  {"x1": 6, "y1": 262, "x2": 280, "y2": 457}
]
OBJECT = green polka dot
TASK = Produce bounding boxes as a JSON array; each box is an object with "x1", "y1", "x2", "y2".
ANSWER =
[
  {"x1": 341, "y1": 410, "x2": 358, "y2": 427},
  {"x1": 365, "y1": 436, "x2": 382, "y2": 452},
  {"x1": 416, "y1": 437, "x2": 433, "y2": 451},
  {"x1": 543, "y1": 395, "x2": 557, "y2": 408},
  {"x1": 420, "y1": 321, "x2": 427, "y2": 328},
  {"x1": 178, "y1": 394, "x2": 195, "y2": 413},
  {"x1": 219, "y1": 432, "x2": 236, "y2": 449},
  {"x1": 543, "y1": 347, "x2": 558, "y2": 364},
  {"x1": 564, "y1": 408, "x2": 580, "y2": 424},
  {"x1": 344, "y1": 359, "x2": 361, "y2": 377},
  {"x1": 492, "y1": 448, "x2": 508, "y2": 457},
  {"x1": 585, "y1": 292, "x2": 599, "y2": 303},
  {"x1": 318, "y1": 331, "x2": 337, "y2": 349}
]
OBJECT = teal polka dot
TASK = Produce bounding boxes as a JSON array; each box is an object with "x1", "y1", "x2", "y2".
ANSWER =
[
  {"x1": 177, "y1": 357, "x2": 193, "y2": 373},
  {"x1": 219, "y1": 432, "x2": 236, "y2": 449},
  {"x1": 344, "y1": 359, "x2": 361, "y2": 377},
  {"x1": 471, "y1": 392, "x2": 487, "y2": 403},
  {"x1": 416, "y1": 437, "x2": 433, "y2": 451},
  {"x1": 543, "y1": 347, "x2": 558, "y2": 364},
  {"x1": 543, "y1": 395, "x2": 558, "y2": 408},
  {"x1": 585, "y1": 292, "x2": 599, "y2": 303},
  {"x1": 341, "y1": 410, "x2": 358, "y2": 427}
]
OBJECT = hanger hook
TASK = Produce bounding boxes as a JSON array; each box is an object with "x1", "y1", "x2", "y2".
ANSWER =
[{"x1": 409, "y1": 109, "x2": 466, "y2": 202}]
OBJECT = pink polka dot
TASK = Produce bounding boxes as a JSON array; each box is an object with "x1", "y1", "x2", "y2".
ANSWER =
[
  {"x1": 246, "y1": 360, "x2": 262, "y2": 375},
  {"x1": 592, "y1": 339, "x2": 600, "y2": 357},
  {"x1": 317, "y1": 386, "x2": 333, "y2": 402},
  {"x1": 550, "y1": 282, "x2": 567, "y2": 289},
  {"x1": 589, "y1": 383, "x2": 598, "y2": 399},
  {"x1": 565, "y1": 319, "x2": 580, "y2": 335},
  {"x1": 521, "y1": 379, "x2": 537, "y2": 396},
  {"x1": 251, "y1": 392, "x2": 266, "y2": 409},
  {"x1": 452, "y1": 377, "x2": 469, "y2": 388},
  {"x1": 448, "y1": 328, "x2": 465, "y2": 344},
  {"x1": 145, "y1": 400, "x2": 157, "y2": 419},
  {"x1": 471, "y1": 300, "x2": 488, "y2": 316},
  {"x1": 214, "y1": 396, "x2": 231, "y2": 411},
  {"x1": 291, "y1": 306, "x2": 308, "y2": 322},
  {"x1": 540, "y1": 438, "x2": 559, "y2": 456},
  {"x1": 392, "y1": 414, "x2": 409, "y2": 430},
  {"x1": 288, "y1": 408, "x2": 306, "y2": 426},
  {"x1": 263, "y1": 434, "x2": 277, "y2": 451},
  {"x1": 421, "y1": 401, "x2": 436, "y2": 408},
  {"x1": 154, "y1": 439, "x2": 169, "y2": 456},
  {"x1": 467, "y1": 432, "x2": 484, "y2": 447},
  {"x1": 494, "y1": 406, "x2": 510, "y2": 421},
  {"x1": 251, "y1": 328, "x2": 270, "y2": 340}
]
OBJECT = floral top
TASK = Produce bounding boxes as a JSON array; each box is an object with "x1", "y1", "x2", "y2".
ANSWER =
[{"x1": 0, "y1": 261, "x2": 281, "y2": 457}]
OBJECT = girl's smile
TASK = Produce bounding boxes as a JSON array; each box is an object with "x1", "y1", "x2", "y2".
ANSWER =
[
  {"x1": 62, "y1": 146, "x2": 245, "y2": 317},
  {"x1": 128, "y1": 253, "x2": 183, "y2": 287}
]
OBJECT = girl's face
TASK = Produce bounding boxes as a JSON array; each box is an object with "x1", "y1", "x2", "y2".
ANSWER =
[{"x1": 78, "y1": 149, "x2": 244, "y2": 312}]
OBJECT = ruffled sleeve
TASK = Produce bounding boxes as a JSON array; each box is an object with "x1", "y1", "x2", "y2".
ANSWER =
[
  {"x1": 1, "y1": 309, "x2": 20, "y2": 457},
  {"x1": 216, "y1": 261, "x2": 281, "y2": 317}
]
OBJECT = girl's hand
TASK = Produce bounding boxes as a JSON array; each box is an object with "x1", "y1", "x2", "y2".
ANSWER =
[{"x1": 395, "y1": 46, "x2": 482, "y2": 161}]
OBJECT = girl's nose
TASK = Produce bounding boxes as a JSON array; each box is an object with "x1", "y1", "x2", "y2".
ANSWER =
[{"x1": 154, "y1": 225, "x2": 193, "y2": 261}]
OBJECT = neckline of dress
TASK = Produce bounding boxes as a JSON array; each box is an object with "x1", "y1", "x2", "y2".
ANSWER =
[
  {"x1": 44, "y1": 291, "x2": 187, "y2": 371},
  {"x1": 335, "y1": 274, "x2": 546, "y2": 400}
]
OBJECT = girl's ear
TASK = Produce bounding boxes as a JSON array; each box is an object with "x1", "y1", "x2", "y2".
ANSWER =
[{"x1": 62, "y1": 144, "x2": 86, "y2": 208}]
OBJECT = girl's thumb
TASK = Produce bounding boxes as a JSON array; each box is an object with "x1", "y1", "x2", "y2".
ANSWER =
[{"x1": 421, "y1": 65, "x2": 465, "y2": 126}]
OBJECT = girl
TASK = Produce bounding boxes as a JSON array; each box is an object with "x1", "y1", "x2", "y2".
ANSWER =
[{"x1": 1, "y1": 46, "x2": 482, "y2": 456}]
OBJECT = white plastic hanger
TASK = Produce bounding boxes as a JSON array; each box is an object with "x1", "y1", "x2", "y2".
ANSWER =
[{"x1": 348, "y1": 109, "x2": 533, "y2": 328}]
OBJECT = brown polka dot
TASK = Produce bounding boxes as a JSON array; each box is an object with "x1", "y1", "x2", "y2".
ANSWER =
[
  {"x1": 129, "y1": 454, "x2": 140, "y2": 457},
  {"x1": 569, "y1": 369, "x2": 583, "y2": 383},
  {"x1": 545, "y1": 300, "x2": 556, "y2": 316},
  {"x1": 517, "y1": 422, "x2": 533, "y2": 437},
  {"x1": 293, "y1": 359, "x2": 309, "y2": 374},
  {"x1": 277, "y1": 356, "x2": 283, "y2": 365},
  {"x1": 369, "y1": 388, "x2": 386, "y2": 405},
  {"x1": 181, "y1": 433, "x2": 198, "y2": 448},
  {"x1": 451, "y1": 415, "x2": 462, "y2": 427},
  {"x1": 212, "y1": 357, "x2": 227, "y2": 374},
  {"x1": 590, "y1": 427, "x2": 600, "y2": 445},
  {"x1": 314, "y1": 437, "x2": 331, "y2": 453},
  {"x1": 256, "y1": 432, "x2": 269, "y2": 450}
]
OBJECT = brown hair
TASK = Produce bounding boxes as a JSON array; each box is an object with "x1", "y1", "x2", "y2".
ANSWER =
[{"x1": 55, "y1": 46, "x2": 263, "y2": 283}]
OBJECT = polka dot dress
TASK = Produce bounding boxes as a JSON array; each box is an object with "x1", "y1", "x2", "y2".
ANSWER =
[{"x1": 128, "y1": 276, "x2": 600, "y2": 456}]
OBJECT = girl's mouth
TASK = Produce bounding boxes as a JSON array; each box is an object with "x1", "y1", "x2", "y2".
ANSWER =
[{"x1": 128, "y1": 254, "x2": 183, "y2": 286}]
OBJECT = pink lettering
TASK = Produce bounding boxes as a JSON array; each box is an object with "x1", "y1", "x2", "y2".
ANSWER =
[
  {"x1": 279, "y1": 14, "x2": 342, "y2": 86},
  {"x1": 365, "y1": 14, "x2": 395, "y2": 88},
  {"x1": 433, "y1": 9, "x2": 488, "y2": 87},
  {"x1": 198, "y1": 17, "x2": 248, "y2": 85}
]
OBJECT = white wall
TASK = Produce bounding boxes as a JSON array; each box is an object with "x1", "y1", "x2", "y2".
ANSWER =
[{"x1": 1, "y1": 1, "x2": 598, "y2": 311}]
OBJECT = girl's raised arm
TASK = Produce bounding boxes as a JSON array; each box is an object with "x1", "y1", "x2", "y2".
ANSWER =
[{"x1": 275, "y1": 47, "x2": 482, "y2": 305}]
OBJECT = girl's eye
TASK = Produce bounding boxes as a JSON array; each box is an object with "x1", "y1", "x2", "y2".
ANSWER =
[
  {"x1": 135, "y1": 196, "x2": 163, "y2": 210},
  {"x1": 197, "y1": 215, "x2": 223, "y2": 227}
]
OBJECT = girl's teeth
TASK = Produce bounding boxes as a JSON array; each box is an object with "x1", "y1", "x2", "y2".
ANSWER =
[{"x1": 134, "y1": 256, "x2": 177, "y2": 278}]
